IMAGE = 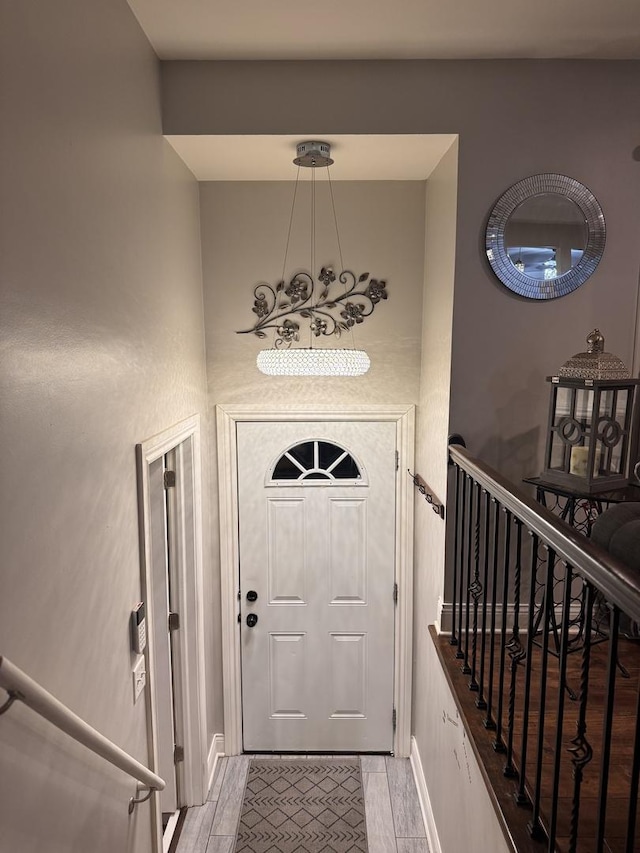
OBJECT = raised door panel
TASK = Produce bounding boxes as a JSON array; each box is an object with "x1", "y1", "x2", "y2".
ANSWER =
[
  {"x1": 268, "y1": 633, "x2": 307, "y2": 718},
  {"x1": 328, "y1": 497, "x2": 367, "y2": 606},
  {"x1": 329, "y1": 633, "x2": 367, "y2": 719},
  {"x1": 267, "y1": 498, "x2": 306, "y2": 605}
]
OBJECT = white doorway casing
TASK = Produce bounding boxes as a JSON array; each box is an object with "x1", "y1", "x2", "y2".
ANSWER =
[
  {"x1": 136, "y1": 415, "x2": 208, "y2": 851},
  {"x1": 216, "y1": 404, "x2": 415, "y2": 757}
]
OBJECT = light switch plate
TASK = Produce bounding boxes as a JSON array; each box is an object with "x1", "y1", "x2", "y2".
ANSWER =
[{"x1": 132, "y1": 656, "x2": 146, "y2": 703}]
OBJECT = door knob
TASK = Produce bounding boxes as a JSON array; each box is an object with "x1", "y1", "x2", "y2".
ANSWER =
[
  {"x1": 246, "y1": 613, "x2": 258, "y2": 628},
  {"x1": 246, "y1": 590, "x2": 258, "y2": 602}
]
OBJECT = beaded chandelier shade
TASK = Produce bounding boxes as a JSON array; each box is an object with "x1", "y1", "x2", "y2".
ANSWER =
[{"x1": 236, "y1": 141, "x2": 388, "y2": 377}]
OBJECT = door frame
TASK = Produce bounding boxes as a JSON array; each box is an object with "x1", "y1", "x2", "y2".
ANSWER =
[
  {"x1": 136, "y1": 415, "x2": 208, "y2": 851},
  {"x1": 216, "y1": 404, "x2": 415, "y2": 757}
]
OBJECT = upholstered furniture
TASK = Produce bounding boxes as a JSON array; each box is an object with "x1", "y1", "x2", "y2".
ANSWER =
[{"x1": 591, "y1": 502, "x2": 640, "y2": 637}]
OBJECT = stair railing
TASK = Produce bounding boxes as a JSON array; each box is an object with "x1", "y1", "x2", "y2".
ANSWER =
[
  {"x1": 445, "y1": 438, "x2": 640, "y2": 853},
  {"x1": 0, "y1": 654, "x2": 165, "y2": 813}
]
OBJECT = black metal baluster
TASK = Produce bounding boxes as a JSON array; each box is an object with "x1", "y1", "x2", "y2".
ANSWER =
[
  {"x1": 485, "y1": 498, "x2": 502, "y2": 731},
  {"x1": 462, "y1": 474, "x2": 473, "y2": 675},
  {"x1": 494, "y1": 509, "x2": 512, "y2": 753},
  {"x1": 567, "y1": 581, "x2": 595, "y2": 853},
  {"x1": 504, "y1": 519, "x2": 524, "y2": 779},
  {"x1": 595, "y1": 604, "x2": 621, "y2": 852},
  {"x1": 528, "y1": 545, "x2": 556, "y2": 843},
  {"x1": 548, "y1": 561, "x2": 575, "y2": 851},
  {"x1": 625, "y1": 675, "x2": 640, "y2": 853},
  {"x1": 476, "y1": 491, "x2": 492, "y2": 711},
  {"x1": 450, "y1": 464, "x2": 462, "y2": 647},
  {"x1": 516, "y1": 531, "x2": 539, "y2": 807},
  {"x1": 456, "y1": 471, "x2": 467, "y2": 661},
  {"x1": 469, "y1": 481, "x2": 482, "y2": 691}
]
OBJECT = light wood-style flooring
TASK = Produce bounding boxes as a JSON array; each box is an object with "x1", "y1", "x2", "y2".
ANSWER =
[{"x1": 174, "y1": 754, "x2": 429, "y2": 853}]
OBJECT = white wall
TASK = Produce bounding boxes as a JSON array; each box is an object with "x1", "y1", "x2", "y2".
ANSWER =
[
  {"x1": 413, "y1": 638, "x2": 512, "y2": 853},
  {"x1": 199, "y1": 180, "x2": 426, "y2": 408},
  {"x1": 199, "y1": 180, "x2": 427, "y2": 733},
  {"x1": 414, "y1": 139, "x2": 458, "y2": 626},
  {"x1": 0, "y1": 3, "x2": 209, "y2": 851},
  {"x1": 410, "y1": 141, "x2": 510, "y2": 852}
]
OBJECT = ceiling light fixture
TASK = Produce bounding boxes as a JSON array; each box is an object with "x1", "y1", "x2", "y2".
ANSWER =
[{"x1": 237, "y1": 141, "x2": 388, "y2": 376}]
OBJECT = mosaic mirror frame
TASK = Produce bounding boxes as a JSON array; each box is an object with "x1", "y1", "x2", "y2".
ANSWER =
[{"x1": 485, "y1": 173, "x2": 606, "y2": 300}]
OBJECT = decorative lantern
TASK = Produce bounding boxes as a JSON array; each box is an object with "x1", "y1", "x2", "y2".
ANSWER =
[{"x1": 543, "y1": 330, "x2": 640, "y2": 494}]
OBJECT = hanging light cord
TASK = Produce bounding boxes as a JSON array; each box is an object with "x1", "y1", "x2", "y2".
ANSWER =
[
  {"x1": 327, "y1": 164, "x2": 357, "y2": 351},
  {"x1": 632, "y1": 257, "x2": 640, "y2": 375},
  {"x1": 270, "y1": 164, "x2": 302, "y2": 351},
  {"x1": 310, "y1": 166, "x2": 316, "y2": 348},
  {"x1": 327, "y1": 165, "x2": 344, "y2": 273},
  {"x1": 281, "y1": 165, "x2": 301, "y2": 283}
]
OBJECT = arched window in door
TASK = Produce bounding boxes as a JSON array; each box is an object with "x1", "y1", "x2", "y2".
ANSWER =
[{"x1": 270, "y1": 440, "x2": 364, "y2": 484}]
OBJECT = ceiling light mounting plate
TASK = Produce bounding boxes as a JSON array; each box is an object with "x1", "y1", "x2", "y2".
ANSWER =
[{"x1": 294, "y1": 140, "x2": 334, "y2": 168}]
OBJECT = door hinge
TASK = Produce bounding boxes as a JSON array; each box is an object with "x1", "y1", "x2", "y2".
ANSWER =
[
  {"x1": 164, "y1": 470, "x2": 176, "y2": 489},
  {"x1": 393, "y1": 582, "x2": 398, "y2": 604},
  {"x1": 174, "y1": 745, "x2": 184, "y2": 764},
  {"x1": 392, "y1": 708, "x2": 397, "y2": 731},
  {"x1": 168, "y1": 611, "x2": 180, "y2": 631},
  {"x1": 395, "y1": 450, "x2": 399, "y2": 471}
]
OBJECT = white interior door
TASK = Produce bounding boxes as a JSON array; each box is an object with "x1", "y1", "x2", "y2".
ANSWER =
[{"x1": 237, "y1": 421, "x2": 396, "y2": 752}]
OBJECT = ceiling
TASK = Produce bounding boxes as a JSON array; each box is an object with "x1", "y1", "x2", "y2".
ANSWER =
[
  {"x1": 128, "y1": 0, "x2": 640, "y2": 61},
  {"x1": 129, "y1": 0, "x2": 639, "y2": 180},
  {"x1": 164, "y1": 135, "x2": 458, "y2": 181}
]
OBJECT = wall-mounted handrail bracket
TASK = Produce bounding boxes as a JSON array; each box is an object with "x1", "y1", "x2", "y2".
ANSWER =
[
  {"x1": 128, "y1": 784, "x2": 156, "y2": 814},
  {"x1": 0, "y1": 689, "x2": 24, "y2": 716},
  {"x1": 407, "y1": 470, "x2": 445, "y2": 519},
  {"x1": 0, "y1": 655, "x2": 165, "y2": 812}
]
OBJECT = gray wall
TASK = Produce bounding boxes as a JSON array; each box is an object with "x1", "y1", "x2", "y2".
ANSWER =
[
  {"x1": 0, "y1": 3, "x2": 209, "y2": 851},
  {"x1": 199, "y1": 180, "x2": 426, "y2": 407}
]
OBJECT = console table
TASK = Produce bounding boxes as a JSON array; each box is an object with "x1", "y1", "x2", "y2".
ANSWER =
[
  {"x1": 523, "y1": 477, "x2": 640, "y2": 538},
  {"x1": 523, "y1": 477, "x2": 640, "y2": 681}
]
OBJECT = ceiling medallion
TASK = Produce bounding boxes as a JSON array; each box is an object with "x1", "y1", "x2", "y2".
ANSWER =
[{"x1": 236, "y1": 141, "x2": 388, "y2": 376}]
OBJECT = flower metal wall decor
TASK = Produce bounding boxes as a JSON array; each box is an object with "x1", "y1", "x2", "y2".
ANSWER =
[{"x1": 236, "y1": 266, "x2": 388, "y2": 349}]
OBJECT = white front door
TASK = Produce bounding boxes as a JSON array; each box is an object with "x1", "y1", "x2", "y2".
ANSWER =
[{"x1": 237, "y1": 421, "x2": 396, "y2": 752}]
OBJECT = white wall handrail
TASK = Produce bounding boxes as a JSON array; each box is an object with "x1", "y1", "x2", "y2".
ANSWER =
[{"x1": 0, "y1": 655, "x2": 165, "y2": 797}]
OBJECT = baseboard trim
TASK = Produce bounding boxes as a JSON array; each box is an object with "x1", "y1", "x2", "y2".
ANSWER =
[
  {"x1": 207, "y1": 733, "x2": 225, "y2": 795},
  {"x1": 438, "y1": 601, "x2": 584, "y2": 635},
  {"x1": 410, "y1": 735, "x2": 442, "y2": 853}
]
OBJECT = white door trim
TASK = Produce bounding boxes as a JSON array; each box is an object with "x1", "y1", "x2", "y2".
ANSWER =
[
  {"x1": 216, "y1": 404, "x2": 415, "y2": 757},
  {"x1": 137, "y1": 415, "x2": 208, "y2": 850}
]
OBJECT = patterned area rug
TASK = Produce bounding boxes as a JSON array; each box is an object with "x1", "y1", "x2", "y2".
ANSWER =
[{"x1": 234, "y1": 757, "x2": 368, "y2": 853}]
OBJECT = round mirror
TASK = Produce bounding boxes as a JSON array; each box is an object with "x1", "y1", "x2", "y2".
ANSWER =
[{"x1": 486, "y1": 174, "x2": 605, "y2": 299}]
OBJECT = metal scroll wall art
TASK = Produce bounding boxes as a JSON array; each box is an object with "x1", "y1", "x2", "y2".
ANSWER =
[{"x1": 237, "y1": 266, "x2": 388, "y2": 348}]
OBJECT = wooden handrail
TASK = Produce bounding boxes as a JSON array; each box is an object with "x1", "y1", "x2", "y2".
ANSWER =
[{"x1": 449, "y1": 443, "x2": 640, "y2": 623}]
